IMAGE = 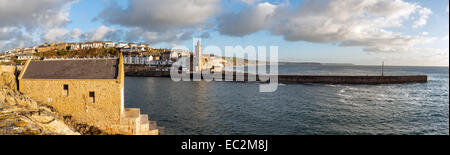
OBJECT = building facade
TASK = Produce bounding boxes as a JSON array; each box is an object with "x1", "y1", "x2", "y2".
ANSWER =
[
  {"x1": 195, "y1": 40, "x2": 203, "y2": 72},
  {"x1": 18, "y1": 54, "x2": 158, "y2": 135}
]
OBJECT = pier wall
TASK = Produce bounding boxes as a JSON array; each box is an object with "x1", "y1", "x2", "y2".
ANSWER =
[
  {"x1": 125, "y1": 65, "x2": 170, "y2": 77},
  {"x1": 278, "y1": 75, "x2": 428, "y2": 84},
  {"x1": 124, "y1": 65, "x2": 428, "y2": 84}
]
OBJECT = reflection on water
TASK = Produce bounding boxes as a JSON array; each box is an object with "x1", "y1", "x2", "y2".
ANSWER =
[{"x1": 125, "y1": 65, "x2": 449, "y2": 135}]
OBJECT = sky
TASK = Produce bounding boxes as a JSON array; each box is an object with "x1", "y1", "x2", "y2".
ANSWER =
[{"x1": 0, "y1": 0, "x2": 448, "y2": 66}]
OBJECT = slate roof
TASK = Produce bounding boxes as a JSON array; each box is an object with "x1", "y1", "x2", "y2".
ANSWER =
[{"x1": 21, "y1": 59, "x2": 119, "y2": 79}]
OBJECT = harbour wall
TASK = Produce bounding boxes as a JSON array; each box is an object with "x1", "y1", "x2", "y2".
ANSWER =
[
  {"x1": 124, "y1": 65, "x2": 428, "y2": 84},
  {"x1": 277, "y1": 75, "x2": 428, "y2": 84},
  {"x1": 125, "y1": 65, "x2": 170, "y2": 77}
]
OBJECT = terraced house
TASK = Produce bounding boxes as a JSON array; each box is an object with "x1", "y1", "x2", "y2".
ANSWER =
[{"x1": 18, "y1": 54, "x2": 159, "y2": 135}]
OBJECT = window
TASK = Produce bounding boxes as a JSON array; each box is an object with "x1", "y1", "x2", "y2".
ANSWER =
[
  {"x1": 89, "y1": 92, "x2": 95, "y2": 103},
  {"x1": 63, "y1": 84, "x2": 69, "y2": 96}
]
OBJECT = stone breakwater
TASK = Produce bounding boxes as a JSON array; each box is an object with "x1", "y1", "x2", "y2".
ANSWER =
[
  {"x1": 125, "y1": 65, "x2": 170, "y2": 77},
  {"x1": 277, "y1": 75, "x2": 428, "y2": 84},
  {"x1": 124, "y1": 65, "x2": 428, "y2": 84}
]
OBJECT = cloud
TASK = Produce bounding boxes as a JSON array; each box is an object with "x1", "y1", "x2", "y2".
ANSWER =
[
  {"x1": 43, "y1": 28, "x2": 69, "y2": 42},
  {"x1": 0, "y1": 0, "x2": 77, "y2": 51},
  {"x1": 0, "y1": 0, "x2": 77, "y2": 30},
  {"x1": 239, "y1": 0, "x2": 261, "y2": 5},
  {"x1": 94, "y1": 0, "x2": 220, "y2": 44},
  {"x1": 98, "y1": 0, "x2": 220, "y2": 32},
  {"x1": 124, "y1": 27, "x2": 195, "y2": 44},
  {"x1": 412, "y1": 8, "x2": 432, "y2": 28},
  {"x1": 443, "y1": 34, "x2": 449, "y2": 41},
  {"x1": 0, "y1": 27, "x2": 23, "y2": 41},
  {"x1": 270, "y1": 0, "x2": 433, "y2": 52},
  {"x1": 218, "y1": 2, "x2": 281, "y2": 36},
  {"x1": 0, "y1": 32, "x2": 35, "y2": 51},
  {"x1": 81, "y1": 26, "x2": 122, "y2": 41},
  {"x1": 70, "y1": 28, "x2": 83, "y2": 40}
]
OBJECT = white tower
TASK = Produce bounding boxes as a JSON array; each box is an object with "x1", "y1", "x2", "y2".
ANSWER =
[{"x1": 195, "y1": 40, "x2": 203, "y2": 72}]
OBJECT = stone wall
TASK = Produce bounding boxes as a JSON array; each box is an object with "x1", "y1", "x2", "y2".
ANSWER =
[
  {"x1": 0, "y1": 65, "x2": 17, "y2": 90},
  {"x1": 278, "y1": 75, "x2": 428, "y2": 84},
  {"x1": 18, "y1": 79, "x2": 124, "y2": 134},
  {"x1": 125, "y1": 65, "x2": 170, "y2": 77}
]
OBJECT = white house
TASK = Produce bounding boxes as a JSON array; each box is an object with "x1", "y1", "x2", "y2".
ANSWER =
[
  {"x1": 70, "y1": 43, "x2": 80, "y2": 50},
  {"x1": 92, "y1": 42, "x2": 103, "y2": 48},
  {"x1": 17, "y1": 54, "x2": 39, "y2": 61},
  {"x1": 116, "y1": 42, "x2": 129, "y2": 48},
  {"x1": 104, "y1": 41, "x2": 115, "y2": 48},
  {"x1": 129, "y1": 43, "x2": 137, "y2": 49},
  {"x1": 81, "y1": 43, "x2": 93, "y2": 49}
]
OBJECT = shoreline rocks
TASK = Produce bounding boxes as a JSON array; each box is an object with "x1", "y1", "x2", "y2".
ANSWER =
[{"x1": 0, "y1": 87, "x2": 81, "y2": 135}]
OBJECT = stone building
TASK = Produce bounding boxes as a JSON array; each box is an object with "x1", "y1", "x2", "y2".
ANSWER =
[{"x1": 18, "y1": 54, "x2": 159, "y2": 135}]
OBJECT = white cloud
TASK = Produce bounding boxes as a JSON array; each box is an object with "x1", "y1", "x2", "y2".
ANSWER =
[
  {"x1": 218, "y1": 2, "x2": 280, "y2": 36},
  {"x1": 95, "y1": 0, "x2": 220, "y2": 44},
  {"x1": 270, "y1": 0, "x2": 434, "y2": 52},
  {"x1": 368, "y1": 47, "x2": 449, "y2": 66},
  {"x1": 240, "y1": 0, "x2": 261, "y2": 5},
  {"x1": 0, "y1": 32, "x2": 35, "y2": 51},
  {"x1": 98, "y1": 0, "x2": 220, "y2": 32},
  {"x1": 0, "y1": 27, "x2": 22, "y2": 41},
  {"x1": 124, "y1": 27, "x2": 195, "y2": 44},
  {"x1": 43, "y1": 28, "x2": 68, "y2": 42},
  {"x1": 0, "y1": 0, "x2": 77, "y2": 51},
  {"x1": 70, "y1": 28, "x2": 83, "y2": 40},
  {"x1": 443, "y1": 34, "x2": 449, "y2": 41},
  {"x1": 412, "y1": 8, "x2": 432, "y2": 28},
  {"x1": 82, "y1": 26, "x2": 121, "y2": 41},
  {"x1": 0, "y1": 0, "x2": 77, "y2": 30}
]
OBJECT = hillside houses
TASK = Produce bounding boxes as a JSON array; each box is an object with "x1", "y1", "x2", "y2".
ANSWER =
[
  {"x1": 116, "y1": 42, "x2": 128, "y2": 48},
  {"x1": 105, "y1": 41, "x2": 115, "y2": 48},
  {"x1": 17, "y1": 54, "x2": 39, "y2": 61}
]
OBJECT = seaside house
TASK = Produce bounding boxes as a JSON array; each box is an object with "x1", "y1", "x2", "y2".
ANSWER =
[
  {"x1": 70, "y1": 43, "x2": 81, "y2": 50},
  {"x1": 137, "y1": 43, "x2": 149, "y2": 51},
  {"x1": 17, "y1": 54, "x2": 39, "y2": 61},
  {"x1": 80, "y1": 43, "x2": 93, "y2": 50},
  {"x1": 104, "y1": 41, "x2": 116, "y2": 48},
  {"x1": 92, "y1": 41, "x2": 104, "y2": 48},
  {"x1": 22, "y1": 48, "x2": 36, "y2": 54},
  {"x1": 116, "y1": 42, "x2": 129, "y2": 48},
  {"x1": 129, "y1": 43, "x2": 137, "y2": 49},
  {"x1": 18, "y1": 54, "x2": 159, "y2": 135}
]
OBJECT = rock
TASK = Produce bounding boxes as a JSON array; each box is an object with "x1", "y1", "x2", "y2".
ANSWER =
[
  {"x1": 0, "y1": 72, "x2": 17, "y2": 90},
  {"x1": 0, "y1": 86, "x2": 80, "y2": 135}
]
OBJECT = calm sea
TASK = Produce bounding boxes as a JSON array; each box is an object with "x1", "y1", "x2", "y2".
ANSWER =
[{"x1": 125, "y1": 65, "x2": 449, "y2": 135}]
